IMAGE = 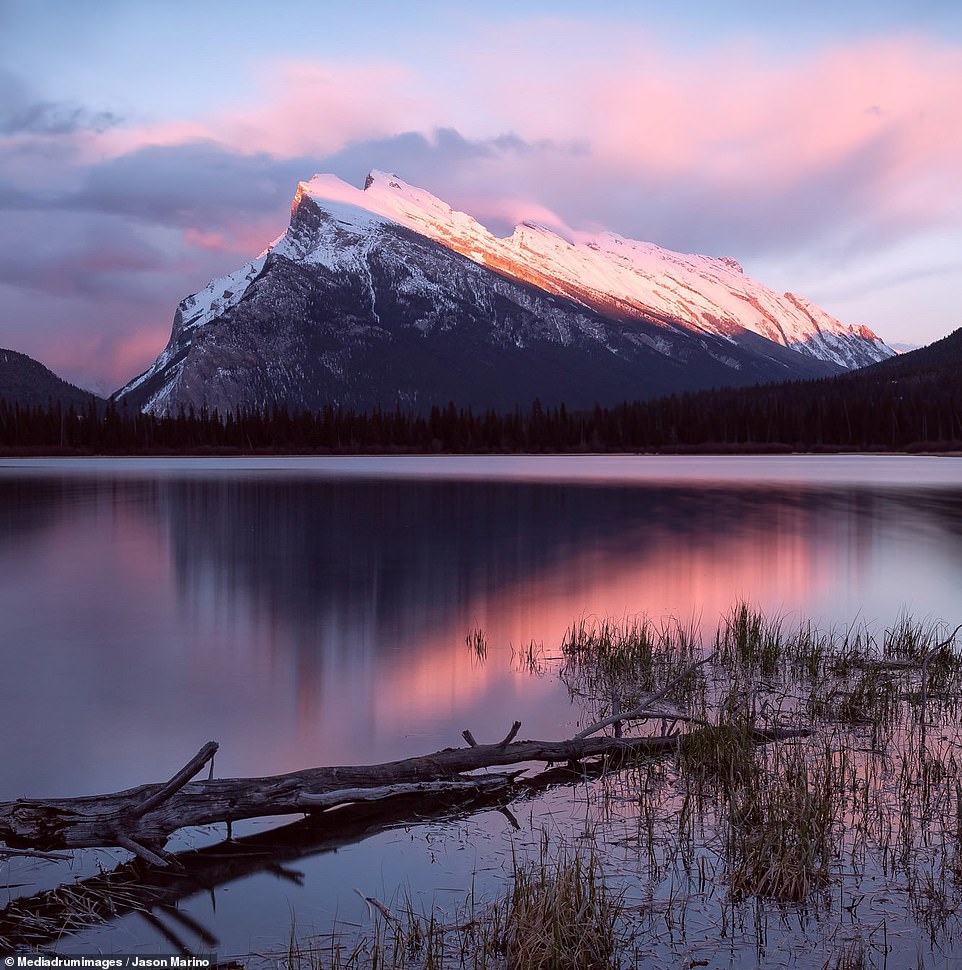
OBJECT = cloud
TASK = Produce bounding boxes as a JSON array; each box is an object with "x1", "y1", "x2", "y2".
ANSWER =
[
  {"x1": 3, "y1": 24, "x2": 962, "y2": 390},
  {"x1": 455, "y1": 30, "x2": 962, "y2": 256},
  {"x1": 0, "y1": 212, "x2": 171, "y2": 299},
  {"x1": 0, "y1": 69, "x2": 121, "y2": 136},
  {"x1": 33, "y1": 30, "x2": 962, "y2": 261},
  {"x1": 89, "y1": 59, "x2": 440, "y2": 164},
  {"x1": 1, "y1": 101, "x2": 120, "y2": 137},
  {"x1": 68, "y1": 142, "x2": 301, "y2": 226}
]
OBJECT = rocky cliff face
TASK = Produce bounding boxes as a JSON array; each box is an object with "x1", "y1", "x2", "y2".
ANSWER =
[{"x1": 116, "y1": 172, "x2": 893, "y2": 415}]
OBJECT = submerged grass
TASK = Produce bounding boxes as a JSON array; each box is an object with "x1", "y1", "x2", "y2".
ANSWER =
[
  {"x1": 724, "y1": 741, "x2": 842, "y2": 902},
  {"x1": 560, "y1": 613, "x2": 705, "y2": 726},
  {"x1": 466, "y1": 626, "x2": 488, "y2": 664}
]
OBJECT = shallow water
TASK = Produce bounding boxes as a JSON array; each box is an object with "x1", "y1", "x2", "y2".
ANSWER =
[{"x1": 2, "y1": 455, "x2": 961, "y2": 963}]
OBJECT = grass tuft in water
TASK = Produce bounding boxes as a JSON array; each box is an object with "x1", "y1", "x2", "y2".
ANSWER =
[
  {"x1": 560, "y1": 613, "x2": 704, "y2": 725},
  {"x1": 725, "y1": 742, "x2": 841, "y2": 902},
  {"x1": 465, "y1": 626, "x2": 487, "y2": 664},
  {"x1": 499, "y1": 840, "x2": 624, "y2": 970},
  {"x1": 276, "y1": 838, "x2": 626, "y2": 970},
  {"x1": 822, "y1": 938, "x2": 877, "y2": 970}
]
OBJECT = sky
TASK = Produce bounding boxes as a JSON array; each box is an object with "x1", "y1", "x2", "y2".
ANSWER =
[{"x1": 1, "y1": 0, "x2": 960, "y2": 393}]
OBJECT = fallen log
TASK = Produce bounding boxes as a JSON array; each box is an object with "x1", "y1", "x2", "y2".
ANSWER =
[
  {"x1": 0, "y1": 777, "x2": 521, "y2": 950},
  {"x1": 0, "y1": 754, "x2": 643, "y2": 950},
  {"x1": 0, "y1": 724, "x2": 807, "y2": 865}
]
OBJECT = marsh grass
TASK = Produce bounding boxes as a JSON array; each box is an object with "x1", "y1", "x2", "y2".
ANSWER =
[
  {"x1": 556, "y1": 606, "x2": 962, "y2": 918},
  {"x1": 276, "y1": 838, "x2": 625, "y2": 970},
  {"x1": 675, "y1": 718, "x2": 758, "y2": 790},
  {"x1": 822, "y1": 939, "x2": 877, "y2": 970},
  {"x1": 724, "y1": 741, "x2": 842, "y2": 902},
  {"x1": 719, "y1": 602, "x2": 785, "y2": 678},
  {"x1": 500, "y1": 840, "x2": 624, "y2": 970},
  {"x1": 560, "y1": 614, "x2": 704, "y2": 724},
  {"x1": 271, "y1": 604, "x2": 962, "y2": 969},
  {"x1": 511, "y1": 638, "x2": 548, "y2": 676}
]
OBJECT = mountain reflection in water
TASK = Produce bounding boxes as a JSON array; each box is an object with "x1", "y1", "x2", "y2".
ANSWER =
[{"x1": 1, "y1": 461, "x2": 961, "y2": 801}]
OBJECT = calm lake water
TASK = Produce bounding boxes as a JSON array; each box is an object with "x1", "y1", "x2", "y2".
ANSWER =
[{"x1": 2, "y1": 455, "x2": 962, "y2": 963}]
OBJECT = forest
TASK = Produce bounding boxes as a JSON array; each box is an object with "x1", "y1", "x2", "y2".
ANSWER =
[{"x1": 2, "y1": 328, "x2": 961, "y2": 454}]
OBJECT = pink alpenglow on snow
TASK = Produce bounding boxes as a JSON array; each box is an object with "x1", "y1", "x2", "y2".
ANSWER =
[{"x1": 291, "y1": 171, "x2": 892, "y2": 370}]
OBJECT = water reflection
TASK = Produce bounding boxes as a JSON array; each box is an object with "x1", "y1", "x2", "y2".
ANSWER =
[{"x1": 2, "y1": 465, "x2": 962, "y2": 803}]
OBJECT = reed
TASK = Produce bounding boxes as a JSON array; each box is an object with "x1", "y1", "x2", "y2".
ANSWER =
[
  {"x1": 465, "y1": 626, "x2": 487, "y2": 664},
  {"x1": 500, "y1": 839, "x2": 624, "y2": 970}
]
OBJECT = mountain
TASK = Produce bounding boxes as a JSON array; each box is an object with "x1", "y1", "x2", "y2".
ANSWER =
[
  {"x1": 889, "y1": 342, "x2": 921, "y2": 355},
  {"x1": 116, "y1": 172, "x2": 893, "y2": 415},
  {"x1": 0, "y1": 349, "x2": 101, "y2": 410},
  {"x1": 855, "y1": 327, "x2": 962, "y2": 380}
]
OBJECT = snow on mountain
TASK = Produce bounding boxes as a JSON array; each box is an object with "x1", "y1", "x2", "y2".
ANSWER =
[
  {"x1": 115, "y1": 171, "x2": 893, "y2": 416},
  {"x1": 287, "y1": 171, "x2": 892, "y2": 370}
]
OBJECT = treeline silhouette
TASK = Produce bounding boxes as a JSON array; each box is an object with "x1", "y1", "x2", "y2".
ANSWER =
[{"x1": 2, "y1": 361, "x2": 960, "y2": 454}]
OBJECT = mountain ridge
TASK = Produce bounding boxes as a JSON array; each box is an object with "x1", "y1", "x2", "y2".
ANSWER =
[
  {"x1": 115, "y1": 171, "x2": 894, "y2": 416},
  {"x1": 291, "y1": 171, "x2": 890, "y2": 370}
]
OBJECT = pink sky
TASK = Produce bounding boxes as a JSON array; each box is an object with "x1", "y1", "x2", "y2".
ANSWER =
[{"x1": 1, "y1": 4, "x2": 960, "y2": 391}]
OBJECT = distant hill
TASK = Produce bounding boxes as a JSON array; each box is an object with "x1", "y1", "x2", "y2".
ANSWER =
[
  {"x1": 614, "y1": 326, "x2": 962, "y2": 450},
  {"x1": 851, "y1": 328, "x2": 962, "y2": 384},
  {"x1": 0, "y1": 349, "x2": 102, "y2": 410}
]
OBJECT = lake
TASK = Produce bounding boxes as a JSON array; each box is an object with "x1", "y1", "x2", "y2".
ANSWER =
[{"x1": 2, "y1": 455, "x2": 962, "y2": 965}]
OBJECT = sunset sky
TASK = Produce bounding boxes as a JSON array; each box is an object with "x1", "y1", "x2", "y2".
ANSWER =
[{"x1": 1, "y1": 0, "x2": 961, "y2": 393}]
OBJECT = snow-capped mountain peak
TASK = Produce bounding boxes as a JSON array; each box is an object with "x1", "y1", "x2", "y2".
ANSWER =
[
  {"x1": 282, "y1": 171, "x2": 890, "y2": 369},
  {"x1": 115, "y1": 170, "x2": 893, "y2": 416}
]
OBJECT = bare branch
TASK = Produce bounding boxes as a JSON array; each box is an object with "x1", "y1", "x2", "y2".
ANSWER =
[
  {"x1": 130, "y1": 741, "x2": 219, "y2": 820},
  {"x1": 497, "y1": 721, "x2": 522, "y2": 748}
]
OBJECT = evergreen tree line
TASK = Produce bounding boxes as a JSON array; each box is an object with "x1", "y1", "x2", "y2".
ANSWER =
[{"x1": 2, "y1": 366, "x2": 961, "y2": 454}]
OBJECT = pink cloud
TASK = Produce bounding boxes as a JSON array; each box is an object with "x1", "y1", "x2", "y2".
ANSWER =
[
  {"x1": 66, "y1": 28, "x2": 962, "y2": 252},
  {"x1": 445, "y1": 192, "x2": 572, "y2": 238},
  {"x1": 183, "y1": 217, "x2": 280, "y2": 256},
  {"x1": 90, "y1": 60, "x2": 441, "y2": 163},
  {"x1": 474, "y1": 31, "x2": 962, "y2": 223},
  {"x1": 107, "y1": 325, "x2": 171, "y2": 386},
  {"x1": 89, "y1": 119, "x2": 211, "y2": 160},
  {"x1": 32, "y1": 315, "x2": 170, "y2": 395},
  {"x1": 184, "y1": 228, "x2": 233, "y2": 252},
  {"x1": 219, "y1": 60, "x2": 442, "y2": 156}
]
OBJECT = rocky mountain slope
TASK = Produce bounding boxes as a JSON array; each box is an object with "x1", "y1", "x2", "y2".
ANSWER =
[{"x1": 116, "y1": 172, "x2": 893, "y2": 415}]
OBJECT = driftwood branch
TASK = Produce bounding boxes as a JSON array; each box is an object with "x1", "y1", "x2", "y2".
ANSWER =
[
  {"x1": 498, "y1": 721, "x2": 523, "y2": 748},
  {"x1": 462, "y1": 721, "x2": 520, "y2": 749},
  {"x1": 0, "y1": 777, "x2": 530, "y2": 950},
  {"x1": 0, "y1": 735, "x2": 810, "y2": 950},
  {"x1": 0, "y1": 717, "x2": 804, "y2": 865},
  {"x1": 114, "y1": 834, "x2": 171, "y2": 868}
]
